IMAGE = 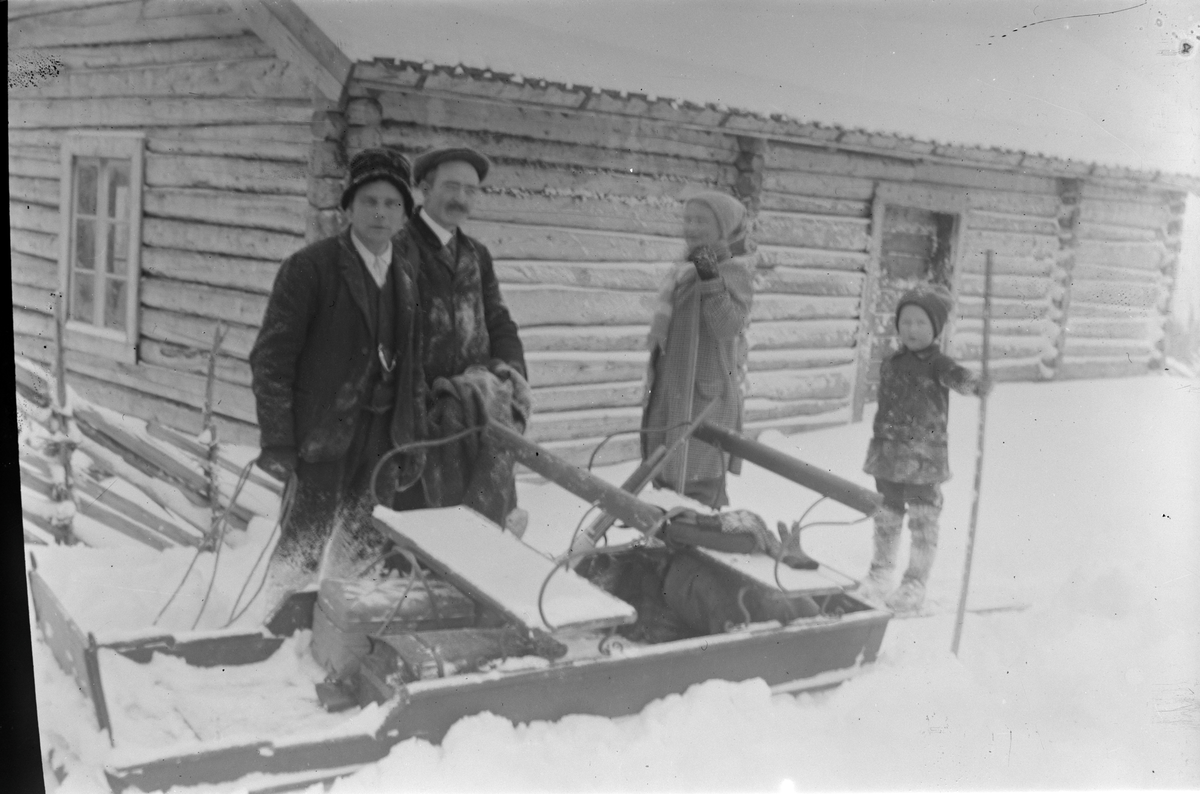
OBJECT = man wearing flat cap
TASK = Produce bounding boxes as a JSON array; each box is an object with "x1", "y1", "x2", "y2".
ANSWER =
[
  {"x1": 391, "y1": 146, "x2": 528, "y2": 519},
  {"x1": 250, "y1": 147, "x2": 423, "y2": 603}
]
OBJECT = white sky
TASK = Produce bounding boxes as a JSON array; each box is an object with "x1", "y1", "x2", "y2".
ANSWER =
[{"x1": 299, "y1": 0, "x2": 1200, "y2": 177}]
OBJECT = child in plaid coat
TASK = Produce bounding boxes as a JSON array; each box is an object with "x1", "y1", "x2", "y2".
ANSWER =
[{"x1": 859, "y1": 284, "x2": 989, "y2": 612}]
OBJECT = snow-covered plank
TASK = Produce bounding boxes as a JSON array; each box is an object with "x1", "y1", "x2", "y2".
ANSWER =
[{"x1": 373, "y1": 506, "x2": 636, "y2": 634}]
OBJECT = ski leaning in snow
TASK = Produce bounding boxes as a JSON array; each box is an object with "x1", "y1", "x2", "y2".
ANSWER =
[{"x1": 886, "y1": 597, "x2": 1031, "y2": 620}]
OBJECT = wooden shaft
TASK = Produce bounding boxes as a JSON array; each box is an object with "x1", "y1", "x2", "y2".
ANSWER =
[
  {"x1": 691, "y1": 421, "x2": 881, "y2": 516},
  {"x1": 484, "y1": 423, "x2": 664, "y2": 534}
]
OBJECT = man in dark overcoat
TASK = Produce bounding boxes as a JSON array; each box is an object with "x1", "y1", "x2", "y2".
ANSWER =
[
  {"x1": 250, "y1": 148, "x2": 423, "y2": 606},
  {"x1": 391, "y1": 146, "x2": 528, "y2": 521}
]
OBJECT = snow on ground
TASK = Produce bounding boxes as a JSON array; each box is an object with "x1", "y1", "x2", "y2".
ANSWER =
[{"x1": 33, "y1": 374, "x2": 1200, "y2": 791}]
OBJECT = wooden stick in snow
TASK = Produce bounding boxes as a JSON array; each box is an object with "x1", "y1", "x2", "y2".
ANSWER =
[
  {"x1": 952, "y1": 249, "x2": 994, "y2": 656},
  {"x1": 202, "y1": 322, "x2": 228, "y2": 543},
  {"x1": 48, "y1": 292, "x2": 77, "y2": 544}
]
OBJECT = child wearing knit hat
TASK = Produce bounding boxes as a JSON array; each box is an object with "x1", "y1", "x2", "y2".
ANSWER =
[{"x1": 858, "y1": 284, "x2": 991, "y2": 613}]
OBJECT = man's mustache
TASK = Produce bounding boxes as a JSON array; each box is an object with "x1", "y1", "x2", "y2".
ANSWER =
[{"x1": 446, "y1": 202, "x2": 469, "y2": 213}]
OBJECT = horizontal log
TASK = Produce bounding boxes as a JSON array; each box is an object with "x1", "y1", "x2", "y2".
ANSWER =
[
  {"x1": 495, "y1": 261, "x2": 672, "y2": 292},
  {"x1": 19, "y1": 34, "x2": 275, "y2": 70},
  {"x1": 962, "y1": 229, "x2": 1059, "y2": 259},
  {"x1": 742, "y1": 397, "x2": 848, "y2": 423},
  {"x1": 361, "y1": 124, "x2": 738, "y2": 184},
  {"x1": 964, "y1": 188, "x2": 1061, "y2": 216},
  {"x1": 756, "y1": 245, "x2": 869, "y2": 272},
  {"x1": 765, "y1": 145, "x2": 915, "y2": 182},
  {"x1": 754, "y1": 267, "x2": 863, "y2": 296},
  {"x1": 531, "y1": 380, "x2": 643, "y2": 413},
  {"x1": 1070, "y1": 263, "x2": 1161, "y2": 284},
  {"x1": 949, "y1": 334, "x2": 1054, "y2": 361},
  {"x1": 10, "y1": 97, "x2": 313, "y2": 129},
  {"x1": 141, "y1": 308, "x2": 258, "y2": 359},
  {"x1": 1075, "y1": 240, "x2": 1164, "y2": 271},
  {"x1": 9, "y1": 200, "x2": 59, "y2": 235},
  {"x1": 8, "y1": 57, "x2": 309, "y2": 100},
  {"x1": 145, "y1": 125, "x2": 311, "y2": 162},
  {"x1": 140, "y1": 277, "x2": 269, "y2": 328},
  {"x1": 10, "y1": 10, "x2": 248, "y2": 49},
  {"x1": 9, "y1": 0, "x2": 228, "y2": 27},
  {"x1": 955, "y1": 317, "x2": 1059, "y2": 338},
  {"x1": 13, "y1": 308, "x2": 55, "y2": 340},
  {"x1": 371, "y1": 92, "x2": 739, "y2": 163},
  {"x1": 1061, "y1": 302, "x2": 1155, "y2": 319},
  {"x1": 1076, "y1": 222, "x2": 1160, "y2": 243},
  {"x1": 967, "y1": 210, "x2": 1059, "y2": 236},
  {"x1": 11, "y1": 228, "x2": 58, "y2": 260},
  {"x1": 503, "y1": 285, "x2": 656, "y2": 327},
  {"x1": 959, "y1": 250, "x2": 1054, "y2": 278},
  {"x1": 145, "y1": 188, "x2": 308, "y2": 235},
  {"x1": 757, "y1": 191, "x2": 870, "y2": 217},
  {"x1": 525, "y1": 351, "x2": 646, "y2": 387},
  {"x1": 484, "y1": 163, "x2": 716, "y2": 200},
  {"x1": 957, "y1": 274, "x2": 1053, "y2": 301},
  {"x1": 527, "y1": 406, "x2": 641, "y2": 443},
  {"x1": 758, "y1": 170, "x2": 876, "y2": 201},
  {"x1": 11, "y1": 251, "x2": 58, "y2": 290},
  {"x1": 1068, "y1": 280, "x2": 1162, "y2": 310},
  {"x1": 10, "y1": 175, "x2": 59, "y2": 206},
  {"x1": 747, "y1": 348, "x2": 856, "y2": 372},
  {"x1": 473, "y1": 192, "x2": 688, "y2": 237},
  {"x1": 745, "y1": 365, "x2": 854, "y2": 401},
  {"x1": 950, "y1": 357, "x2": 1044, "y2": 382},
  {"x1": 145, "y1": 153, "x2": 308, "y2": 195},
  {"x1": 753, "y1": 211, "x2": 871, "y2": 250},
  {"x1": 532, "y1": 434, "x2": 642, "y2": 471},
  {"x1": 1077, "y1": 198, "x2": 1172, "y2": 230},
  {"x1": 912, "y1": 162, "x2": 1057, "y2": 194},
  {"x1": 9, "y1": 144, "x2": 58, "y2": 163},
  {"x1": 140, "y1": 247, "x2": 281, "y2": 295},
  {"x1": 1055, "y1": 356, "x2": 1155, "y2": 380},
  {"x1": 746, "y1": 319, "x2": 859, "y2": 350},
  {"x1": 138, "y1": 338, "x2": 253, "y2": 388},
  {"x1": 751, "y1": 294, "x2": 860, "y2": 322},
  {"x1": 1062, "y1": 337, "x2": 1155, "y2": 358},
  {"x1": 467, "y1": 221, "x2": 682, "y2": 261},
  {"x1": 519, "y1": 325, "x2": 647, "y2": 353},
  {"x1": 1079, "y1": 182, "x2": 1175, "y2": 205},
  {"x1": 957, "y1": 297, "x2": 1051, "y2": 321},
  {"x1": 74, "y1": 476, "x2": 201, "y2": 547},
  {"x1": 357, "y1": 65, "x2": 586, "y2": 110},
  {"x1": 741, "y1": 411, "x2": 851, "y2": 438},
  {"x1": 143, "y1": 217, "x2": 302, "y2": 262},
  {"x1": 1065, "y1": 316, "x2": 1158, "y2": 340},
  {"x1": 12, "y1": 283, "x2": 58, "y2": 314},
  {"x1": 8, "y1": 155, "x2": 59, "y2": 179}
]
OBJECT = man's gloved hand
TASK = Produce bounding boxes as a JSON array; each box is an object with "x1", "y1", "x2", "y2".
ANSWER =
[
  {"x1": 688, "y1": 244, "x2": 724, "y2": 280},
  {"x1": 256, "y1": 446, "x2": 297, "y2": 483},
  {"x1": 976, "y1": 377, "x2": 994, "y2": 398}
]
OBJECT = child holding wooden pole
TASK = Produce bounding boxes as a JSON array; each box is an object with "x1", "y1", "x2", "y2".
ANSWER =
[{"x1": 857, "y1": 285, "x2": 990, "y2": 612}]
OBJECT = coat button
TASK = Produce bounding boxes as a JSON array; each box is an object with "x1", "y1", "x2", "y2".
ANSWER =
[{"x1": 361, "y1": 347, "x2": 369, "y2": 355}]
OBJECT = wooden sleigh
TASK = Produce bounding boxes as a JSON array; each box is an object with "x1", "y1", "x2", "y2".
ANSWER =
[{"x1": 29, "y1": 418, "x2": 890, "y2": 793}]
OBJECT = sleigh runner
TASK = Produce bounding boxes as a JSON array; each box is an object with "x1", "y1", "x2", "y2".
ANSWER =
[{"x1": 29, "y1": 414, "x2": 890, "y2": 793}]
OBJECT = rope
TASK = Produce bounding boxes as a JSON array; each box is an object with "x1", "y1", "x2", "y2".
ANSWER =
[
  {"x1": 585, "y1": 419, "x2": 695, "y2": 472},
  {"x1": 190, "y1": 459, "x2": 255, "y2": 629},
  {"x1": 223, "y1": 473, "x2": 296, "y2": 628},
  {"x1": 770, "y1": 495, "x2": 870, "y2": 594},
  {"x1": 368, "y1": 422, "x2": 488, "y2": 507}
]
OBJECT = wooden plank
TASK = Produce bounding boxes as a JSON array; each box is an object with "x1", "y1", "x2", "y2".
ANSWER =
[
  {"x1": 535, "y1": 434, "x2": 642, "y2": 470},
  {"x1": 145, "y1": 188, "x2": 308, "y2": 235},
  {"x1": 9, "y1": 144, "x2": 59, "y2": 163},
  {"x1": 495, "y1": 261, "x2": 672, "y2": 291},
  {"x1": 503, "y1": 285, "x2": 656, "y2": 327},
  {"x1": 485, "y1": 164, "x2": 717, "y2": 200},
  {"x1": 520, "y1": 325, "x2": 647, "y2": 353},
  {"x1": 912, "y1": 163, "x2": 1057, "y2": 194},
  {"x1": 473, "y1": 192, "x2": 685, "y2": 236},
  {"x1": 143, "y1": 217, "x2": 302, "y2": 261},
  {"x1": 756, "y1": 245, "x2": 869, "y2": 272},
  {"x1": 1071, "y1": 263, "x2": 1162, "y2": 283},
  {"x1": 1079, "y1": 182, "x2": 1176, "y2": 205},
  {"x1": 9, "y1": 200, "x2": 59, "y2": 235},
  {"x1": 959, "y1": 251, "x2": 1054, "y2": 278},
  {"x1": 8, "y1": 58, "x2": 310, "y2": 100},
  {"x1": 1078, "y1": 198, "x2": 1172, "y2": 230},
  {"x1": 232, "y1": 0, "x2": 350, "y2": 102},
  {"x1": 11, "y1": 228, "x2": 58, "y2": 260},
  {"x1": 467, "y1": 221, "x2": 682, "y2": 262},
  {"x1": 12, "y1": 283, "x2": 59, "y2": 314},
  {"x1": 957, "y1": 274, "x2": 1053, "y2": 301},
  {"x1": 525, "y1": 351, "x2": 646, "y2": 387},
  {"x1": 139, "y1": 338, "x2": 253, "y2": 387},
  {"x1": 527, "y1": 406, "x2": 641, "y2": 443},
  {"x1": 764, "y1": 145, "x2": 915, "y2": 182},
  {"x1": 1066, "y1": 302, "x2": 1156, "y2": 319},
  {"x1": 757, "y1": 192, "x2": 870, "y2": 217},
  {"x1": 10, "y1": 97, "x2": 313, "y2": 129},
  {"x1": 1068, "y1": 280, "x2": 1162, "y2": 310},
  {"x1": 967, "y1": 210, "x2": 1059, "y2": 236},
  {"x1": 964, "y1": 188, "x2": 1061, "y2": 216},
  {"x1": 13, "y1": 308, "x2": 56, "y2": 341},
  {"x1": 140, "y1": 278, "x2": 269, "y2": 327},
  {"x1": 956, "y1": 297, "x2": 1051, "y2": 321},
  {"x1": 8, "y1": 0, "x2": 228, "y2": 27},
  {"x1": 746, "y1": 319, "x2": 859, "y2": 350},
  {"x1": 758, "y1": 170, "x2": 876, "y2": 201},
  {"x1": 371, "y1": 92, "x2": 739, "y2": 163},
  {"x1": 17, "y1": 34, "x2": 275, "y2": 70},
  {"x1": 1056, "y1": 356, "x2": 1154, "y2": 380},
  {"x1": 8, "y1": 155, "x2": 59, "y2": 179},
  {"x1": 961, "y1": 229, "x2": 1059, "y2": 259},
  {"x1": 695, "y1": 548, "x2": 855, "y2": 596},
  {"x1": 146, "y1": 421, "x2": 282, "y2": 497},
  {"x1": 375, "y1": 506, "x2": 636, "y2": 633},
  {"x1": 10, "y1": 10, "x2": 249, "y2": 49},
  {"x1": 1075, "y1": 239, "x2": 1164, "y2": 271},
  {"x1": 742, "y1": 396, "x2": 848, "y2": 423},
  {"x1": 145, "y1": 125, "x2": 310, "y2": 162},
  {"x1": 10, "y1": 252, "x2": 58, "y2": 291},
  {"x1": 746, "y1": 348, "x2": 857, "y2": 372},
  {"x1": 141, "y1": 247, "x2": 280, "y2": 296},
  {"x1": 9, "y1": 175, "x2": 59, "y2": 207},
  {"x1": 141, "y1": 309, "x2": 258, "y2": 359},
  {"x1": 531, "y1": 380, "x2": 643, "y2": 413},
  {"x1": 949, "y1": 334, "x2": 1053, "y2": 361},
  {"x1": 753, "y1": 211, "x2": 871, "y2": 250},
  {"x1": 74, "y1": 476, "x2": 202, "y2": 547},
  {"x1": 1077, "y1": 222, "x2": 1160, "y2": 243},
  {"x1": 145, "y1": 153, "x2": 307, "y2": 195},
  {"x1": 1062, "y1": 337, "x2": 1154, "y2": 358},
  {"x1": 1065, "y1": 316, "x2": 1157, "y2": 339},
  {"x1": 360, "y1": 124, "x2": 737, "y2": 184},
  {"x1": 77, "y1": 498, "x2": 172, "y2": 550},
  {"x1": 745, "y1": 365, "x2": 854, "y2": 401},
  {"x1": 751, "y1": 295, "x2": 860, "y2": 322},
  {"x1": 954, "y1": 317, "x2": 1056, "y2": 338},
  {"x1": 754, "y1": 267, "x2": 863, "y2": 297}
]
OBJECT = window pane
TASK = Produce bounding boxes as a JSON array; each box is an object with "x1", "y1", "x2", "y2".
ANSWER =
[
  {"x1": 107, "y1": 163, "x2": 130, "y2": 219},
  {"x1": 72, "y1": 272, "x2": 95, "y2": 324},
  {"x1": 104, "y1": 279, "x2": 127, "y2": 331},
  {"x1": 107, "y1": 223, "x2": 128, "y2": 272},
  {"x1": 77, "y1": 162, "x2": 98, "y2": 216},
  {"x1": 75, "y1": 219, "x2": 95, "y2": 270}
]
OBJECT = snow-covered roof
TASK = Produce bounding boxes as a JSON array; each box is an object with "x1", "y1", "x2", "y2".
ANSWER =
[{"x1": 296, "y1": 0, "x2": 1200, "y2": 187}]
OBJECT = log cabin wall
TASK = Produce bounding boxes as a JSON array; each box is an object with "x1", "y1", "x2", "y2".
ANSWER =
[{"x1": 9, "y1": 0, "x2": 314, "y2": 445}]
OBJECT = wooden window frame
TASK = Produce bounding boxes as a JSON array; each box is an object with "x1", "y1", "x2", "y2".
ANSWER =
[{"x1": 58, "y1": 131, "x2": 145, "y2": 365}]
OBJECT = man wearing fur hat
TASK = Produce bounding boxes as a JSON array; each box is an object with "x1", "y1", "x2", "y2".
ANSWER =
[
  {"x1": 250, "y1": 147, "x2": 423, "y2": 603},
  {"x1": 856, "y1": 284, "x2": 991, "y2": 612},
  {"x1": 391, "y1": 146, "x2": 528, "y2": 524}
]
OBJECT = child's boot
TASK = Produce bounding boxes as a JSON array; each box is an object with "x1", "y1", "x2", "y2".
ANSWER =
[
  {"x1": 855, "y1": 507, "x2": 903, "y2": 604},
  {"x1": 886, "y1": 503, "x2": 940, "y2": 613}
]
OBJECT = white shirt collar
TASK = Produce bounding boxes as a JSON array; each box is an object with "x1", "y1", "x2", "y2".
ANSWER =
[
  {"x1": 419, "y1": 207, "x2": 455, "y2": 247},
  {"x1": 350, "y1": 228, "x2": 392, "y2": 288}
]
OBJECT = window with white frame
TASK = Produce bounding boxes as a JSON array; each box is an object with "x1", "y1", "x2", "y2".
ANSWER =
[{"x1": 59, "y1": 132, "x2": 144, "y2": 363}]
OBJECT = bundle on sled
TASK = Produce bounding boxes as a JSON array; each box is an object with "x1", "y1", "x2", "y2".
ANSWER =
[{"x1": 29, "y1": 419, "x2": 889, "y2": 794}]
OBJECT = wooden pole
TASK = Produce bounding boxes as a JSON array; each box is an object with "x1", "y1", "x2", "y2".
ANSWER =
[
  {"x1": 951, "y1": 249, "x2": 994, "y2": 656},
  {"x1": 49, "y1": 292, "x2": 76, "y2": 544},
  {"x1": 201, "y1": 322, "x2": 228, "y2": 543}
]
